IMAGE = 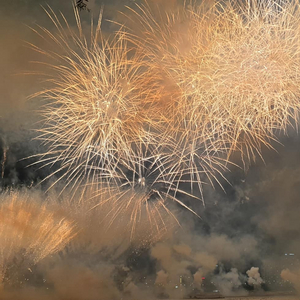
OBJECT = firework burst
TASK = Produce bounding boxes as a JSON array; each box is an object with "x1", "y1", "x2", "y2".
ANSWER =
[
  {"x1": 125, "y1": 0, "x2": 300, "y2": 166},
  {"x1": 0, "y1": 191, "x2": 75, "y2": 283},
  {"x1": 121, "y1": 1, "x2": 234, "y2": 197},
  {"x1": 87, "y1": 143, "x2": 197, "y2": 239},
  {"x1": 28, "y1": 6, "x2": 202, "y2": 237},
  {"x1": 31, "y1": 0, "x2": 300, "y2": 231},
  {"x1": 30, "y1": 7, "x2": 156, "y2": 192}
]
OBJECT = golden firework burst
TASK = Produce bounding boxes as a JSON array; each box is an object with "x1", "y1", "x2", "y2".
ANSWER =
[{"x1": 125, "y1": 0, "x2": 300, "y2": 167}]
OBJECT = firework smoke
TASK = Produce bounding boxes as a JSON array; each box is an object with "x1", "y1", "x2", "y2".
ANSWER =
[
  {"x1": 247, "y1": 267, "x2": 264, "y2": 288},
  {"x1": 281, "y1": 269, "x2": 300, "y2": 293}
]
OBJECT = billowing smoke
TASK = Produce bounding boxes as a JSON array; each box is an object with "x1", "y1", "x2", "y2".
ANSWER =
[
  {"x1": 147, "y1": 230, "x2": 260, "y2": 297},
  {"x1": 247, "y1": 267, "x2": 264, "y2": 288},
  {"x1": 213, "y1": 268, "x2": 247, "y2": 296}
]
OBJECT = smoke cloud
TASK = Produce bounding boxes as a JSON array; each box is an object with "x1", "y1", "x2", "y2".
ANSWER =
[
  {"x1": 247, "y1": 267, "x2": 264, "y2": 288},
  {"x1": 213, "y1": 268, "x2": 247, "y2": 296}
]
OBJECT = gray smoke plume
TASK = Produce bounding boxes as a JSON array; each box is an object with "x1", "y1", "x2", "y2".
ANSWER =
[
  {"x1": 213, "y1": 268, "x2": 247, "y2": 296},
  {"x1": 247, "y1": 267, "x2": 264, "y2": 288}
]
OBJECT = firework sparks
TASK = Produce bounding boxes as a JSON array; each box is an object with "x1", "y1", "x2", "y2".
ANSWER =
[
  {"x1": 30, "y1": 7, "x2": 155, "y2": 192},
  {"x1": 31, "y1": 0, "x2": 300, "y2": 233},
  {"x1": 87, "y1": 143, "x2": 198, "y2": 239},
  {"x1": 125, "y1": 0, "x2": 300, "y2": 166},
  {"x1": 0, "y1": 191, "x2": 75, "y2": 283},
  {"x1": 29, "y1": 5, "x2": 215, "y2": 228}
]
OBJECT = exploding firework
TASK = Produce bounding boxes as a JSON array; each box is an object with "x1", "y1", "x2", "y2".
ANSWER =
[
  {"x1": 0, "y1": 191, "x2": 75, "y2": 284},
  {"x1": 32, "y1": 0, "x2": 300, "y2": 229},
  {"x1": 82, "y1": 144, "x2": 188, "y2": 239},
  {"x1": 125, "y1": 0, "x2": 300, "y2": 166},
  {"x1": 30, "y1": 6, "x2": 212, "y2": 229},
  {"x1": 30, "y1": 7, "x2": 157, "y2": 191}
]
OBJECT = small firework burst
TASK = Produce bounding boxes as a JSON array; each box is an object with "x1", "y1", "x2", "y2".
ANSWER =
[
  {"x1": 88, "y1": 144, "x2": 195, "y2": 239},
  {"x1": 0, "y1": 191, "x2": 75, "y2": 282}
]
